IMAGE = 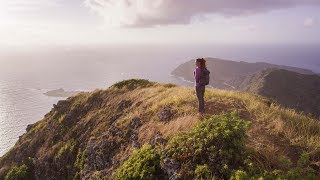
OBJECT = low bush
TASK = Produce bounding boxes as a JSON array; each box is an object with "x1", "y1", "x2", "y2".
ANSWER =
[
  {"x1": 5, "y1": 165, "x2": 29, "y2": 180},
  {"x1": 165, "y1": 111, "x2": 251, "y2": 179},
  {"x1": 5, "y1": 158, "x2": 34, "y2": 180},
  {"x1": 110, "y1": 79, "x2": 155, "y2": 90},
  {"x1": 74, "y1": 148, "x2": 86, "y2": 172},
  {"x1": 55, "y1": 140, "x2": 76, "y2": 160},
  {"x1": 115, "y1": 145, "x2": 162, "y2": 180},
  {"x1": 230, "y1": 152, "x2": 317, "y2": 179},
  {"x1": 194, "y1": 164, "x2": 212, "y2": 179}
]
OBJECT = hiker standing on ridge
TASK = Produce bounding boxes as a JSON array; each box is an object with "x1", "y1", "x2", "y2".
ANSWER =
[{"x1": 194, "y1": 58, "x2": 210, "y2": 113}]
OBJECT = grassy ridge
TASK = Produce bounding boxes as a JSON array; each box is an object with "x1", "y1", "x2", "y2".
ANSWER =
[{"x1": 0, "y1": 79, "x2": 319, "y2": 179}]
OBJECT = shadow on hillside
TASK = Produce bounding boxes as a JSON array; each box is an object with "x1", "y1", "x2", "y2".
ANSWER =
[{"x1": 204, "y1": 100, "x2": 252, "y2": 121}]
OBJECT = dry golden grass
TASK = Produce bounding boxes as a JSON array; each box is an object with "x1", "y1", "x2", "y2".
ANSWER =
[
  {"x1": 48, "y1": 82, "x2": 320, "y2": 176},
  {"x1": 106, "y1": 83, "x2": 319, "y2": 169},
  {"x1": 111, "y1": 84, "x2": 319, "y2": 161},
  {"x1": 205, "y1": 87, "x2": 320, "y2": 167},
  {"x1": 138, "y1": 115, "x2": 199, "y2": 145}
]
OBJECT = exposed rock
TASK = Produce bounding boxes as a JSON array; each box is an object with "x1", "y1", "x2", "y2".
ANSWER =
[
  {"x1": 52, "y1": 100, "x2": 68, "y2": 113},
  {"x1": 130, "y1": 117, "x2": 142, "y2": 129},
  {"x1": 110, "y1": 114, "x2": 122, "y2": 122},
  {"x1": 130, "y1": 133, "x2": 140, "y2": 149},
  {"x1": 83, "y1": 138, "x2": 119, "y2": 174},
  {"x1": 150, "y1": 132, "x2": 167, "y2": 147},
  {"x1": 161, "y1": 158, "x2": 180, "y2": 180},
  {"x1": 117, "y1": 100, "x2": 133, "y2": 111},
  {"x1": 108, "y1": 125, "x2": 123, "y2": 137},
  {"x1": 26, "y1": 124, "x2": 35, "y2": 132},
  {"x1": 158, "y1": 106, "x2": 175, "y2": 121}
]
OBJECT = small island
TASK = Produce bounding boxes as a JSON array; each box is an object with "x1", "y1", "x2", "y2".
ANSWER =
[{"x1": 44, "y1": 88, "x2": 81, "y2": 97}]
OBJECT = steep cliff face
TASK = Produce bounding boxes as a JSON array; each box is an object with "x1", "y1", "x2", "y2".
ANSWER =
[
  {"x1": 172, "y1": 58, "x2": 320, "y2": 117},
  {"x1": 239, "y1": 69, "x2": 320, "y2": 118},
  {"x1": 0, "y1": 79, "x2": 319, "y2": 179}
]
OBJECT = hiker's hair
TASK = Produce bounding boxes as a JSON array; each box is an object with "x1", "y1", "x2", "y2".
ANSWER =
[{"x1": 196, "y1": 58, "x2": 206, "y2": 69}]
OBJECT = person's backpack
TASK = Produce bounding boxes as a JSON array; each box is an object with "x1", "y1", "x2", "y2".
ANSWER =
[{"x1": 200, "y1": 68, "x2": 210, "y2": 86}]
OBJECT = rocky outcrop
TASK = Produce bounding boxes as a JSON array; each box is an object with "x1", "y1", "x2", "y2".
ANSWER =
[
  {"x1": 161, "y1": 158, "x2": 180, "y2": 180},
  {"x1": 117, "y1": 100, "x2": 133, "y2": 112},
  {"x1": 130, "y1": 117, "x2": 142, "y2": 129},
  {"x1": 158, "y1": 106, "x2": 176, "y2": 121}
]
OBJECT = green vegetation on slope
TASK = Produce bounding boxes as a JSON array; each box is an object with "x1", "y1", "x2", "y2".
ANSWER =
[
  {"x1": 115, "y1": 144, "x2": 162, "y2": 180},
  {"x1": 110, "y1": 79, "x2": 156, "y2": 90},
  {"x1": 164, "y1": 112, "x2": 250, "y2": 179},
  {"x1": 4, "y1": 158, "x2": 33, "y2": 180}
]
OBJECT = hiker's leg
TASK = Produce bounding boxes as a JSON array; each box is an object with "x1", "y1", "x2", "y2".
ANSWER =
[
  {"x1": 196, "y1": 86, "x2": 202, "y2": 112},
  {"x1": 196, "y1": 86, "x2": 205, "y2": 113},
  {"x1": 199, "y1": 86, "x2": 205, "y2": 113}
]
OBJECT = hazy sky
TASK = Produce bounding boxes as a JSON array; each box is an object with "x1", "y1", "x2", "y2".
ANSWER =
[{"x1": 0, "y1": 0, "x2": 319, "y2": 46}]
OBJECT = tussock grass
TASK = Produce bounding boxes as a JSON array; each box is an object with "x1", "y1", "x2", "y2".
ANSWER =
[
  {"x1": 110, "y1": 79, "x2": 156, "y2": 90},
  {"x1": 207, "y1": 88, "x2": 319, "y2": 142},
  {"x1": 205, "y1": 87, "x2": 320, "y2": 168},
  {"x1": 119, "y1": 83, "x2": 319, "y2": 164}
]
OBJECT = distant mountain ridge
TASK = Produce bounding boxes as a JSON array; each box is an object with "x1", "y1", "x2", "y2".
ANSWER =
[{"x1": 172, "y1": 58, "x2": 320, "y2": 118}]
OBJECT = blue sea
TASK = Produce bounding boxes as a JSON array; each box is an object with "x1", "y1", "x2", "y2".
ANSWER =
[{"x1": 0, "y1": 44, "x2": 319, "y2": 156}]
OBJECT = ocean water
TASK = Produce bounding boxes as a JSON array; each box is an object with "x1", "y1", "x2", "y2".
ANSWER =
[{"x1": 0, "y1": 44, "x2": 319, "y2": 156}]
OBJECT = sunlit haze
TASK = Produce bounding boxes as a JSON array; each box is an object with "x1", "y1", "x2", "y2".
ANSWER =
[
  {"x1": 1, "y1": 1, "x2": 320, "y2": 176},
  {"x1": 0, "y1": 0, "x2": 319, "y2": 46}
]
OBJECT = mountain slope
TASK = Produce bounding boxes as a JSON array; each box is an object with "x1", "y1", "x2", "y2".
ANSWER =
[
  {"x1": 238, "y1": 69, "x2": 320, "y2": 117},
  {"x1": 172, "y1": 58, "x2": 315, "y2": 89},
  {"x1": 0, "y1": 79, "x2": 319, "y2": 179}
]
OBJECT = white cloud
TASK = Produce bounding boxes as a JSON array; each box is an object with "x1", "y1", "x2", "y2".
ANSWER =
[
  {"x1": 84, "y1": 0, "x2": 320, "y2": 27},
  {"x1": 1, "y1": 0, "x2": 61, "y2": 14},
  {"x1": 304, "y1": 17, "x2": 316, "y2": 28}
]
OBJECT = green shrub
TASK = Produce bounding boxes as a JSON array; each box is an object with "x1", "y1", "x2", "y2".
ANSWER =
[
  {"x1": 5, "y1": 157, "x2": 34, "y2": 180},
  {"x1": 5, "y1": 164, "x2": 30, "y2": 180},
  {"x1": 194, "y1": 164, "x2": 212, "y2": 179},
  {"x1": 230, "y1": 170, "x2": 249, "y2": 180},
  {"x1": 230, "y1": 152, "x2": 317, "y2": 180},
  {"x1": 165, "y1": 111, "x2": 251, "y2": 179},
  {"x1": 73, "y1": 172, "x2": 80, "y2": 180},
  {"x1": 286, "y1": 152, "x2": 316, "y2": 180},
  {"x1": 115, "y1": 144, "x2": 161, "y2": 180},
  {"x1": 74, "y1": 148, "x2": 87, "y2": 172},
  {"x1": 55, "y1": 140, "x2": 76, "y2": 160},
  {"x1": 110, "y1": 79, "x2": 155, "y2": 90}
]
